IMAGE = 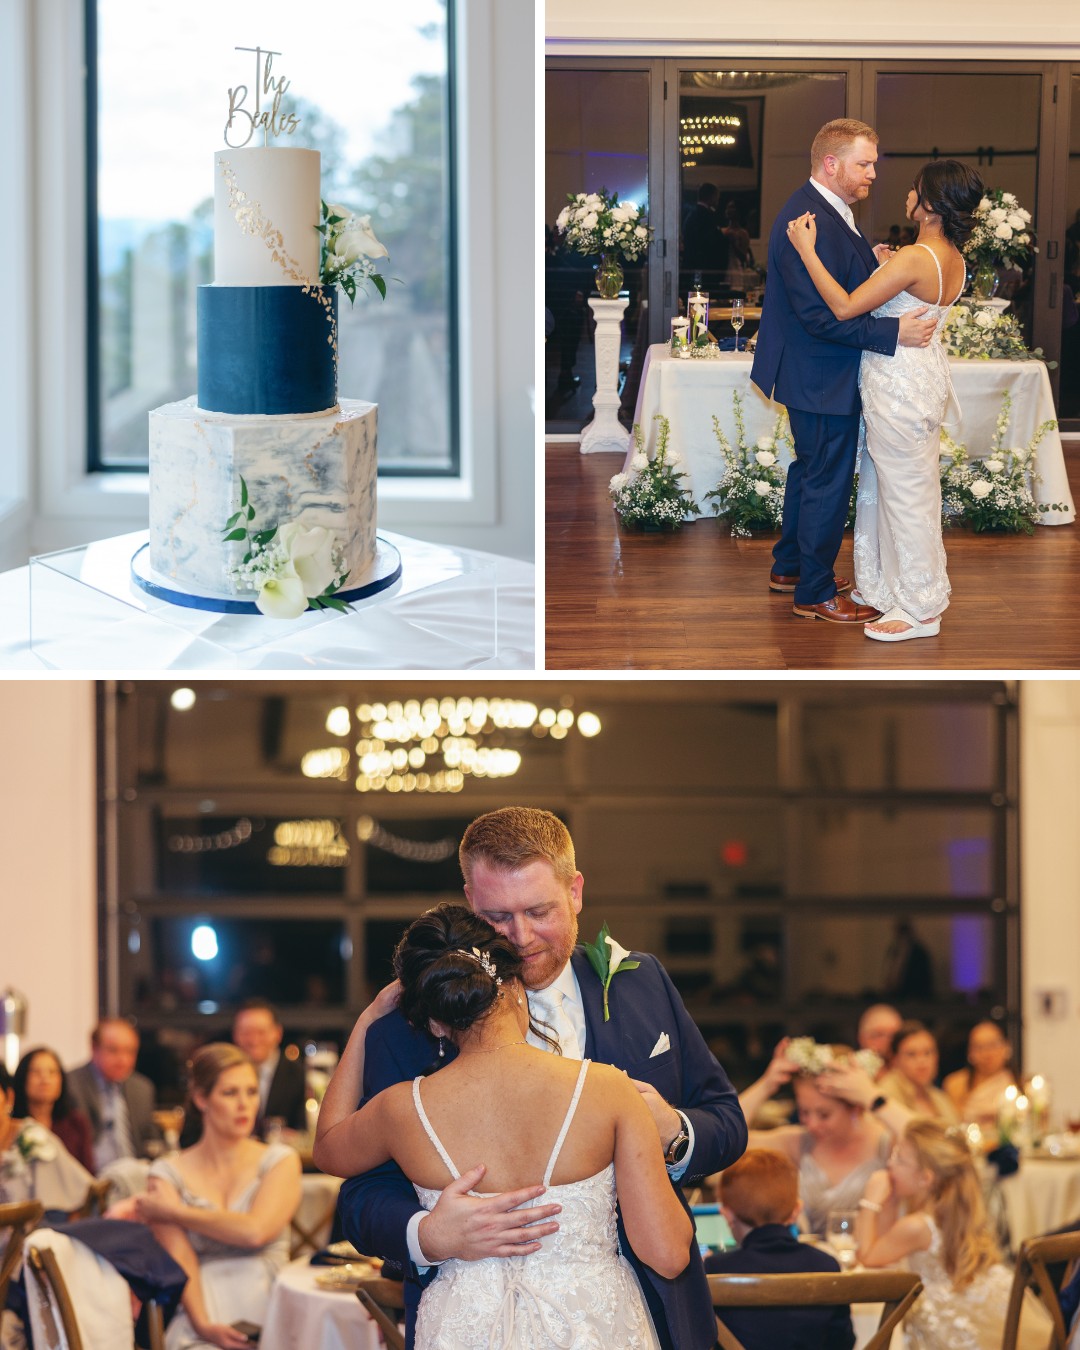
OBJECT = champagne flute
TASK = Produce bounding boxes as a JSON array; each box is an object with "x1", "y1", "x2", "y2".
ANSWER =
[
  {"x1": 826, "y1": 1211, "x2": 858, "y2": 1270},
  {"x1": 730, "y1": 299, "x2": 745, "y2": 352}
]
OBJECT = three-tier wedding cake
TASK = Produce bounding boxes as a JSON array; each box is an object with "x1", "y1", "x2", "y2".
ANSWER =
[{"x1": 141, "y1": 55, "x2": 383, "y2": 613}]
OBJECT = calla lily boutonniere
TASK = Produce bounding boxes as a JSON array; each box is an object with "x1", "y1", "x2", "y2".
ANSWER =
[{"x1": 583, "y1": 922, "x2": 640, "y2": 1022}]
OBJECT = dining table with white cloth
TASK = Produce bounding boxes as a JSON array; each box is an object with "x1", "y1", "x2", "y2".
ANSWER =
[
  {"x1": 0, "y1": 529, "x2": 534, "y2": 670},
  {"x1": 260, "y1": 1258, "x2": 383, "y2": 1350},
  {"x1": 999, "y1": 1154, "x2": 1080, "y2": 1247},
  {"x1": 625, "y1": 346, "x2": 1075, "y2": 525}
]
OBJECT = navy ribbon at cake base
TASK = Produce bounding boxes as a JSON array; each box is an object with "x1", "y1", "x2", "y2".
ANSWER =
[
  {"x1": 130, "y1": 539, "x2": 402, "y2": 615},
  {"x1": 197, "y1": 285, "x2": 337, "y2": 415}
]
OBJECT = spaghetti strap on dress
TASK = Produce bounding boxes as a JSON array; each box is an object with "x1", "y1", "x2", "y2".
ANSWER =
[{"x1": 409, "y1": 1060, "x2": 660, "y2": 1350}]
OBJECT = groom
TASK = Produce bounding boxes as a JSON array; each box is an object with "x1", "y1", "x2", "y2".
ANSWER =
[
  {"x1": 336, "y1": 807, "x2": 747, "y2": 1350},
  {"x1": 751, "y1": 118, "x2": 937, "y2": 623}
]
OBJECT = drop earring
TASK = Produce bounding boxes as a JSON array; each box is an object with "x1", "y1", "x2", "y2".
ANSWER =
[{"x1": 438, "y1": 1036, "x2": 445, "y2": 1059}]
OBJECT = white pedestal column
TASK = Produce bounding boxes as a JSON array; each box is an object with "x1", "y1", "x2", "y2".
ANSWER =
[{"x1": 579, "y1": 297, "x2": 628, "y2": 454}]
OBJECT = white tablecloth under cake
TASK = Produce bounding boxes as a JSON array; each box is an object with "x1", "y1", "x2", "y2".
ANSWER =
[
  {"x1": 625, "y1": 347, "x2": 1075, "y2": 525},
  {"x1": 0, "y1": 530, "x2": 534, "y2": 670}
]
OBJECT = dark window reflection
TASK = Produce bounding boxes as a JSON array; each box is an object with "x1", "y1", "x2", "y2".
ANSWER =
[
  {"x1": 133, "y1": 918, "x2": 347, "y2": 1012},
  {"x1": 364, "y1": 816, "x2": 474, "y2": 894},
  {"x1": 157, "y1": 814, "x2": 348, "y2": 895}
]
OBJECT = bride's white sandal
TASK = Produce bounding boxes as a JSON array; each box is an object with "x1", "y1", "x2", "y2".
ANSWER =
[{"x1": 864, "y1": 606, "x2": 941, "y2": 642}]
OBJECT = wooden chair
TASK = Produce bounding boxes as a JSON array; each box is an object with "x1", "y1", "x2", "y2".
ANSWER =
[
  {"x1": 709, "y1": 1269, "x2": 923, "y2": 1350},
  {"x1": 355, "y1": 1276, "x2": 407, "y2": 1350},
  {"x1": 26, "y1": 1242, "x2": 84, "y2": 1350},
  {"x1": 289, "y1": 1179, "x2": 341, "y2": 1259},
  {"x1": 1001, "y1": 1229, "x2": 1080, "y2": 1349},
  {"x1": 67, "y1": 1176, "x2": 113, "y2": 1221},
  {"x1": 0, "y1": 1198, "x2": 44, "y2": 1309}
]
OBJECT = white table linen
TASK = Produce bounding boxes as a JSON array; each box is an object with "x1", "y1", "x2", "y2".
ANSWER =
[
  {"x1": 0, "y1": 531, "x2": 534, "y2": 670},
  {"x1": 999, "y1": 1156, "x2": 1080, "y2": 1247},
  {"x1": 626, "y1": 346, "x2": 1075, "y2": 525},
  {"x1": 260, "y1": 1258, "x2": 382, "y2": 1350}
]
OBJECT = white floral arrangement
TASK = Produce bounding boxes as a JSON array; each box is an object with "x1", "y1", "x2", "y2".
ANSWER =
[
  {"x1": 1, "y1": 1122, "x2": 57, "y2": 1183},
  {"x1": 223, "y1": 476, "x2": 351, "y2": 618},
  {"x1": 963, "y1": 188, "x2": 1035, "y2": 272},
  {"x1": 610, "y1": 415, "x2": 699, "y2": 530},
  {"x1": 941, "y1": 301, "x2": 1052, "y2": 364},
  {"x1": 706, "y1": 392, "x2": 791, "y2": 538},
  {"x1": 940, "y1": 390, "x2": 1067, "y2": 533},
  {"x1": 785, "y1": 1037, "x2": 882, "y2": 1080},
  {"x1": 555, "y1": 189, "x2": 653, "y2": 261},
  {"x1": 318, "y1": 200, "x2": 389, "y2": 304}
]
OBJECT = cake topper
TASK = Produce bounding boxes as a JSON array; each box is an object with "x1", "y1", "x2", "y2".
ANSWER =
[{"x1": 225, "y1": 46, "x2": 301, "y2": 149}]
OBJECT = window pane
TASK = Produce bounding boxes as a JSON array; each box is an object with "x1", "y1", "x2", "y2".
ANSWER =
[
  {"x1": 545, "y1": 69, "x2": 651, "y2": 434},
  {"x1": 92, "y1": 0, "x2": 454, "y2": 472},
  {"x1": 157, "y1": 813, "x2": 348, "y2": 895}
]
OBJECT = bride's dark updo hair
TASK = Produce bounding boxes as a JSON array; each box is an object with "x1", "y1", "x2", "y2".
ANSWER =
[
  {"x1": 913, "y1": 160, "x2": 985, "y2": 247},
  {"x1": 394, "y1": 903, "x2": 523, "y2": 1035}
]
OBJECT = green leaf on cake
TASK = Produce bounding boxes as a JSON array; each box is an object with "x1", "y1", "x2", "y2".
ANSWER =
[
  {"x1": 372, "y1": 274, "x2": 387, "y2": 300},
  {"x1": 239, "y1": 477, "x2": 249, "y2": 508},
  {"x1": 223, "y1": 528, "x2": 248, "y2": 542},
  {"x1": 224, "y1": 510, "x2": 242, "y2": 529}
]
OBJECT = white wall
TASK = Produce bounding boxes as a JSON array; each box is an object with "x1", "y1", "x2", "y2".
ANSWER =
[
  {"x1": 1021, "y1": 681, "x2": 1080, "y2": 1123},
  {"x1": 545, "y1": 1, "x2": 1080, "y2": 52},
  {"x1": 0, "y1": 681, "x2": 97, "y2": 1069}
]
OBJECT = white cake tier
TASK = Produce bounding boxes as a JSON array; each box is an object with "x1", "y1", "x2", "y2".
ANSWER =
[
  {"x1": 148, "y1": 396, "x2": 377, "y2": 597},
  {"x1": 213, "y1": 146, "x2": 321, "y2": 287}
]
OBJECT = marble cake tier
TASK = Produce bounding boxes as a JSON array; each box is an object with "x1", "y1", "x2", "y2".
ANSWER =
[
  {"x1": 197, "y1": 284, "x2": 338, "y2": 415},
  {"x1": 148, "y1": 396, "x2": 377, "y2": 597}
]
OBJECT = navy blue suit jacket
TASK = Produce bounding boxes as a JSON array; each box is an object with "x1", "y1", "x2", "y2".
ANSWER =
[
  {"x1": 337, "y1": 947, "x2": 747, "y2": 1350},
  {"x1": 751, "y1": 182, "x2": 899, "y2": 416},
  {"x1": 706, "y1": 1225, "x2": 856, "y2": 1350}
]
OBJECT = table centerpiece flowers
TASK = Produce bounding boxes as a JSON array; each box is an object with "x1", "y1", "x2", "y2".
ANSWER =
[
  {"x1": 941, "y1": 300, "x2": 1053, "y2": 364},
  {"x1": 610, "y1": 414, "x2": 698, "y2": 530},
  {"x1": 555, "y1": 189, "x2": 654, "y2": 298},
  {"x1": 963, "y1": 188, "x2": 1035, "y2": 300}
]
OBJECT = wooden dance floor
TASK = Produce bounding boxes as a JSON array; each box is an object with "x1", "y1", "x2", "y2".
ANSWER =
[{"x1": 545, "y1": 443, "x2": 1080, "y2": 671}]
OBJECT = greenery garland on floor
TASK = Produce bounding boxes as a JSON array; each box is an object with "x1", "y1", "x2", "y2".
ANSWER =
[
  {"x1": 706, "y1": 391, "x2": 793, "y2": 538},
  {"x1": 609, "y1": 414, "x2": 699, "y2": 530}
]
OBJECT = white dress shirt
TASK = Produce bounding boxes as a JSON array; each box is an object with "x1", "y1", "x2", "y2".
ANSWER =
[{"x1": 808, "y1": 177, "x2": 860, "y2": 234}]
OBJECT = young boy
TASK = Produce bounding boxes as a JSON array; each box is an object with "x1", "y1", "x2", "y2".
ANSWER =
[{"x1": 706, "y1": 1148, "x2": 855, "y2": 1350}]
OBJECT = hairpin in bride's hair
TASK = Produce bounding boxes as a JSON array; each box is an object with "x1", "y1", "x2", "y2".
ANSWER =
[{"x1": 455, "y1": 946, "x2": 502, "y2": 986}]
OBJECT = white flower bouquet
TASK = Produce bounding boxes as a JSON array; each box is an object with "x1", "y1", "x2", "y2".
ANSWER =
[
  {"x1": 555, "y1": 189, "x2": 653, "y2": 262},
  {"x1": 610, "y1": 415, "x2": 699, "y2": 530},
  {"x1": 964, "y1": 188, "x2": 1035, "y2": 272},
  {"x1": 941, "y1": 301, "x2": 1052, "y2": 363},
  {"x1": 940, "y1": 390, "x2": 1067, "y2": 533},
  {"x1": 706, "y1": 392, "x2": 791, "y2": 538},
  {"x1": 223, "y1": 476, "x2": 351, "y2": 618},
  {"x1": 318, "y1": 200, "x2": 390, "y2": 304}
]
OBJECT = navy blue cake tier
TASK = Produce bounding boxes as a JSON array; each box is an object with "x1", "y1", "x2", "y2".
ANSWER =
[{"x1": 197, "y1": 284, "x2": 338, "y2": 415}]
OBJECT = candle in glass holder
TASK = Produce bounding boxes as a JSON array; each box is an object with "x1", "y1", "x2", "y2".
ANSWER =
[
  {"x1": 688, "y1": 288, "x2": 709, "y2": 342},
  {"x1": 670, "y1": 316, "x2": 690, "y2": 358}
]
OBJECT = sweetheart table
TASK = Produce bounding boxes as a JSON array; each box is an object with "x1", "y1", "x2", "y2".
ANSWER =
[{"x1": 626, "y1": 346, "x2": 1075, "y2": 526}]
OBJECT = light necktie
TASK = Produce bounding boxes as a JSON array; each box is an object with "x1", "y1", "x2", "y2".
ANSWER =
[
  {"x1": 107, "y1": 1082, "x2": 135, "y2": 1160},
  {"x1": 529, "y1": 987, "x2": 581, "y2": 1060}
]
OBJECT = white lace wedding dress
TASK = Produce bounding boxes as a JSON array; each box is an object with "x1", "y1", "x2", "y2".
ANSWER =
[
  {"x1": 903, "y1": 1213, "x2": 1051, "y2": 1350},
  {"x1": 854, "y1": 243, "x2": 964, "y2": 622},
  {"x1": 411, "y1": 1059, "x2": 660, "y2": 1350}
]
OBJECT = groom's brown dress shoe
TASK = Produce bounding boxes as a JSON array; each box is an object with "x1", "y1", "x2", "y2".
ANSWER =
[
  {"x1": 793, "y1": 594, "x2": 880, "y2": 623},
  {"x1": 769, "y1": 571, "x2": 853, "y2": 594}
]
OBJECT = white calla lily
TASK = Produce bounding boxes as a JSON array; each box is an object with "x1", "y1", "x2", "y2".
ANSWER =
[
  {"x1": 605, "y1": 934, "x2": 632, "y2": 974},
  {"x1": 333, "y1": 214, "x2": 389, "y2": 263},
  {"x1": 277, "y1": 522, "x2": 337, "y2": 597},
  {"x1": 255, "y1": 567, "x2": 308, "y2": 619}
]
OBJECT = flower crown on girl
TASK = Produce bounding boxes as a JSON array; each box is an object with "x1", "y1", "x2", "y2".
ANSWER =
[{"x1": 785, "y1": 1037, "x2": 883, "y2": 1081}]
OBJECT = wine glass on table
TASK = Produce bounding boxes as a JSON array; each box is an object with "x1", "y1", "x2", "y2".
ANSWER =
[
  {"x1": 826, "y1": 1210, "x2": 858, "y2": 1270},
  {"x1": 730, "y1": 298, "x2": 745, "y2": 352}
]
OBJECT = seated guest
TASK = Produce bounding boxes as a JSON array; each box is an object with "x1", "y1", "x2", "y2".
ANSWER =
[
  {"x1": 0, "y1": 1061, "x2": 93, "y2": 1214},
  {"x1": 734, "y1": 1038, "x2": 908, "y2": 1236},
  {"x1": 856, "y1": 1004, "x2": 902, "y2": 1075},
  {"x1": 232, "y1": 1000, "x2": 307, "y2": 1136},
  {"x1": 12, "y1": 1046, "x2": 95, "y2": 1172},
  {"x1": 856, "y1": 1118, "x2": 1050, "y2": 1349},
  {"x1": 942, "y1": 1021, "x2": 1018, "y2": 1129},
  {"x1": 132, "y1": 1044, "x2": 300, "y2": 1350},
  {"x1": 67, "y1": 1019, "x2": 161, "y2": 1170},
  {"x1": 878, "y1": 1022, "x2": 959, "y2": 1125},
  {"x1": 707, "y1": 1149, "x2": 855, "y2": 1350}
]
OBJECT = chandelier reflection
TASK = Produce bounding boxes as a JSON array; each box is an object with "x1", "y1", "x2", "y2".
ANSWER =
[{"x1": 300, "y1": 697, "x2": 602, "y2": 794}]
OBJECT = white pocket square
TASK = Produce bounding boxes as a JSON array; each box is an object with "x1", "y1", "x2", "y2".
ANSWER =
[{"x1": 650, "y1": 1032, "x2": 671, "y2": 1057}]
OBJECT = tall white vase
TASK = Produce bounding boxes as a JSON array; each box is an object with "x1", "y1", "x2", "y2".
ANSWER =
[{"x1": 579, "y1": 297, "x2": 629, "y2": 454}]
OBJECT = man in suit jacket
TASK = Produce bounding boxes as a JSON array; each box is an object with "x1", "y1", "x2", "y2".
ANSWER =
[
  {"x1": 751, "y1": 118, "x2": 936, "y2": 623},
  {"x1": 232, "y1": 999, "x2": 308, "y2": 1135},
  {"x1": 67, "y1": 1019, "x2": 160, "y2": 1172},
  {"x1": 336, "y1": 807, "x2": 747, "y2": 1350}
]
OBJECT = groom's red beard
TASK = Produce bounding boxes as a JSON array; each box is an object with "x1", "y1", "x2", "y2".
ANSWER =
[{"x1": 517, "y1": 908, "x2": 580, "y2": 991}]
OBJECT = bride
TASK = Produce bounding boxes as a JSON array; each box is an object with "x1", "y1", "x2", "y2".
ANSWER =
[
  {"x1": 314, "y1": 903, "x2": 692, "y2": 1349},
  {"x1": 786, "y1": 159, "x2": 984, "y2": 642}
]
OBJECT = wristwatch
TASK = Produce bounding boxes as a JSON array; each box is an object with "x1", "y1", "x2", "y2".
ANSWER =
[{"x1": 664, "y1": 1120, "x2": 691, "y2": 1166}]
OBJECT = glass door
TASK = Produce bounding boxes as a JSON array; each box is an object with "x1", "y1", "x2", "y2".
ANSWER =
[{"x1": 1059, "y1": 69, "x2": 1080, "y2": 423}]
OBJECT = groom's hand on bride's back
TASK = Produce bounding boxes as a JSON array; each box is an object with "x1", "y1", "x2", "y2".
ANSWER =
[
  {"x1": 897, "y1": 306, "x2": 936, "y2": 347},
  {"x1": 416, "y1": 1164, "x2": 562, "y2": 1264}
]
